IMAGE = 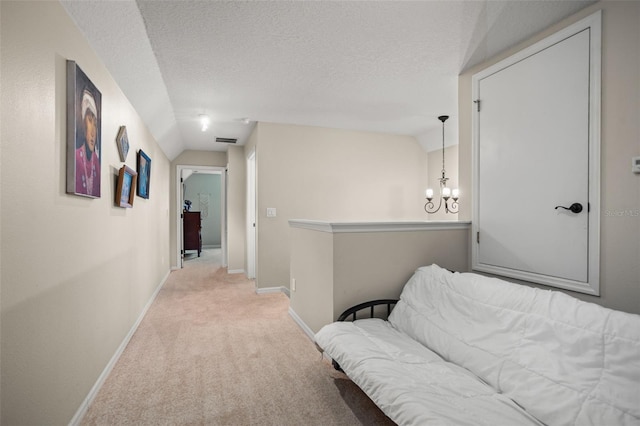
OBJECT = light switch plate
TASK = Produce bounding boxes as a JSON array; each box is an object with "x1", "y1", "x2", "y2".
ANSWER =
[
  {"x1": 633, "y1": 156, "x2": 640, "y2": 174},
  {"x1": 266, "y1": 207, "x2": 277, "y2": 217}
]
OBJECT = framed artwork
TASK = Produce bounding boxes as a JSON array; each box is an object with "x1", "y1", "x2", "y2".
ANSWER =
[
  {"x1": 66, "y1": 60, "x2": 102, "y2": 198},
  {"x1": 116, "y1": 126, "x2": 130, "y2": 162},
  {"x1": 137, "y1": 150, "x2": 151, "y2": 199},
  {"x1": 115, "y1": 165, "x2": 137, "y2": 208}
]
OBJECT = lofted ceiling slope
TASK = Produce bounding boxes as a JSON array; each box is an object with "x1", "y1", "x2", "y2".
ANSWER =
[{"x1": 61, "y1": 0, "x2": 595, "y2": 160}]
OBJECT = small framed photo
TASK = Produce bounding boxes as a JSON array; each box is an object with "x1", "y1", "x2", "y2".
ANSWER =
[
  {"x1": 116, "y1": 126, "x2": 130, "y2": 162},
  {"x1": 115, "y1": 165, "x2": 137, "y2": 208},
  {"x1": 137, "y1": 150, "x2": 151, "y2": 199},
  {"x1": 66, "y1": 60, "x2": 102, "y2": 198}
]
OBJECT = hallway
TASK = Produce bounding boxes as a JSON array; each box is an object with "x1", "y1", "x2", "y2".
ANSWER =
[{"x1": 81, "y1": 251, "x2": 392, "y2": 425}]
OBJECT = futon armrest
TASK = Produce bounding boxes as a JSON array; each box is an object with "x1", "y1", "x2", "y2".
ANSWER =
[{"x1": 337, "y1": 299, "x2": 399, "y2": 322}]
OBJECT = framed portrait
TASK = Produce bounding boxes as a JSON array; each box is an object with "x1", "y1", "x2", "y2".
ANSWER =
[
  {"x1": 137, "y1": 150, "x2": 151, "y2": 199},
  {"x1": 115, "y1": 165, "x2": 137, "y2": 208},
  {"x1": 66, "y1": 60, "x2": 102, "y2": 198},
  {"x1": 116, "y1": 126, "x2": 130, "y2": 162}
]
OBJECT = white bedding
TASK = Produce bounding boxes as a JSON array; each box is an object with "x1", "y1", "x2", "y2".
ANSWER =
[
  {"x1": 315, "y1": 264, "x2": 640, "y2": 426},
  {"x1": 315, "y1": 319, "x2": 543, "y2": 426},
  {"x1": 389, "y1": 265, "x2": 640, "y2": 426}
]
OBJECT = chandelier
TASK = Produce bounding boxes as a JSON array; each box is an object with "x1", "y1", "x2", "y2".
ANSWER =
[{"x1": 425, "y1": 115, "x2": 459, "y2": 214}]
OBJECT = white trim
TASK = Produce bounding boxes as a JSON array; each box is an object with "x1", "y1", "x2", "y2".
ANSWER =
[
  {"x1": 288, "y1": 307, "x2": 315, "y2": 342},
  {"x1": 69, "y1": 270, "x2": 170, "y2": 426},
  {"x1": 288, "y1": 219, "x2": 471, "y2": 233},
  {"x1": 471, "y1": 11, "x2": 601, "y2": 296},
  {"x1": 227, "y1": 269, "x2": 246, "y2": 275},
  {"x1": 256, "y1": 286, "x2": 290, "y2": 298}
]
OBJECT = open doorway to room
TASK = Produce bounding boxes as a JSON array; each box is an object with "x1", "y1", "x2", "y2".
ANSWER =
[{"x1": 176, "y1": 165, "x2": 227, "y2": 268}]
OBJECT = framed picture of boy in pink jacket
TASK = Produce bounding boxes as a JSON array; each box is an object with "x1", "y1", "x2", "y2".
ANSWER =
[{"x1": 66, "y1": 60, "x2": 101, "y2": 198}]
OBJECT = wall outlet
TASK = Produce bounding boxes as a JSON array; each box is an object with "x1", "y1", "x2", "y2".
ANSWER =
[
  {"x1": 291, "y1": 278, "x2": 296, "y2": 292},
  {"x1": 266, "y1": 207, "x2": 277, "y2": 217}
]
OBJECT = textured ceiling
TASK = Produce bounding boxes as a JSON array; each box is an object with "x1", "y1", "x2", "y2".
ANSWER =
[{"x1": 62, "y1": 0, "x2": 594, "y2": 160}]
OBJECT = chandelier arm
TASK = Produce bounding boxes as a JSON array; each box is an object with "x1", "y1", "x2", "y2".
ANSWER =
[
  {"x1": 445, "y1": 199, "x2": 459, "y2": 214},
  {"x1": 424, "y1": 196, "x2": 443, "y2": 214}
]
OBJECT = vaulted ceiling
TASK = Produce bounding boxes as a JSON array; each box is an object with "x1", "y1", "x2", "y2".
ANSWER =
[{"x1": 62, "y1": 0, "x2": 594, "y2": 160}]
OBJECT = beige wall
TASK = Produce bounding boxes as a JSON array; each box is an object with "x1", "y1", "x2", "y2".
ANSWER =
[
  {"x1": 1, "y1": 1, "x2": 171, "y2": 423},
  {"x1": 458, "y1": 1, "x2": 640, "y2": 314},
  {"x1": 289, "y1": 228, "x2": 335, "y2": 333},
  {"x1": 426, "y1": 145, "x2": 459, "y2": 221},
  {"x1": 227, "y1": 145, "x2": 246, "y2": 272},
  {"x1": 332, "y1": 229, "x2": 469, "y2": 318},
  {"x1": 169, "y1": 150, "x2": 227, "y2": 268},
  {"x1": 290, "y1": 226, "x2": 470, "y2": 333},
  {"x1": 254, "y1": 122, "x2": 429, "y2": 289}
]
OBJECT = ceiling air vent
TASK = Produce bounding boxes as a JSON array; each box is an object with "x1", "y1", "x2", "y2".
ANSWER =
[{"x1": 215, "y1": 137, "x2": 237, "y2": 144}]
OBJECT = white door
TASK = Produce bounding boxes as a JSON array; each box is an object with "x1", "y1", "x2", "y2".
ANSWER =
[
  {"x1": 247, "y1": 152, "x2": 256, "y2": 279},
  {"x1": 180, "y1": 172, "x2": 185, "y2": 268},
  {"x1": 472, "y1": 13, "x2": 600, "y2": 295}
]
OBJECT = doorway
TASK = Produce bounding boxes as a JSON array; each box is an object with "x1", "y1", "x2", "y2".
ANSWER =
[{"x1": 176, "y1": 165, "x2": 227, "y2": 268}]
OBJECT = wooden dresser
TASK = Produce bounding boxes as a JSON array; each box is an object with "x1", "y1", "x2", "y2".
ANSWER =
[{"x1": 183, "y1": 211, "x2": 202, "y2": 257}]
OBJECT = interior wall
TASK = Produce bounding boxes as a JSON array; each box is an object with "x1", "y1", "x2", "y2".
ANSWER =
[
  {"x1": 255, "y1": 122, "x2": 429, "y2": 289},
  {"x1": 289, "y1": 227, "x2": 335, "y2": 333},
  {"x1": 0, "y1": 1, "x2": 171, "y2": 423},
  {"x1": 289, "y1": 226, "x2": 470, "y2": 334},
  {"x1": 332, "y1": 228, "x2": 470, "y2": 319},
  {"x1": 458, "y1": 1, "x2": 640, "y2": 315},
  {"x1": 183, "y1": 173, "x2": 222, "y2": 247},
  {"x1": 426, "y1": 145, "x2": 459, "y2": 221},
  {"x1": 169, "y1": 150, "x2": 227, "y2": 268}
]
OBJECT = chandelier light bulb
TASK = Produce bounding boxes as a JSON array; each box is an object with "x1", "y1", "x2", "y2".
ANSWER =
[{"x1": 426, "y1": 188, "x2": 434, "y2": 199}]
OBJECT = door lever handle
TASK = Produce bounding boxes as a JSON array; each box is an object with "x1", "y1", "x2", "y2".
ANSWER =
[{"x1": 555, "y1": 203, "x2": 583, "y2": 214}]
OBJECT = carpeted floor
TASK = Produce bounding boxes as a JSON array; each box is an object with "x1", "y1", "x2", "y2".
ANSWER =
[{"x1": 82, "y1": 249, "x2": 394, "y2": 425}]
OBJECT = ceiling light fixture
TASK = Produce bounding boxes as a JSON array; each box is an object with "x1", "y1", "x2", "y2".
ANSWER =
[
  {"x1": 199, "y1": 115, "x2": 210, "y2": 132},
  {"x1": 425, "y1": 115, "x2": 459, "y2": 214}
]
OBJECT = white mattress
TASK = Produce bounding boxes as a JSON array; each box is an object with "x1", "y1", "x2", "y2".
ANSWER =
[
  {"x1": 389, "y1": 265, "x2": 640, "y2": 426},
  {"x1": 316, "y1": 264, "x2": 640, "y2": 426},
  {"x1": 315, "y1": 318, "x2": 543, "y2": 426}
]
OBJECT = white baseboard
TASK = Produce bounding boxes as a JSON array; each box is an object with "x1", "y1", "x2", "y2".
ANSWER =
[
  {"x1": 202, "y1": 244, "x2": 221, "y2": 249},
  {"x1": 256, "y1": 286, "x2": 290, "y2": 298},
  {"x1": 288, "y1": 307, "x2": 315, "y2": 341},
  {"x1": 227, "y1": 269, "x2": 245, "y2": 274},
  {"x1": 69, "y1": 270, "x2": 170, "y2": 426}
]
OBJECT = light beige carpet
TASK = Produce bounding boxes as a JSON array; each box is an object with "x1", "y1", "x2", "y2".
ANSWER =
[{"x1": 82, "y1": 250, "x2": 394, "y2": 425}]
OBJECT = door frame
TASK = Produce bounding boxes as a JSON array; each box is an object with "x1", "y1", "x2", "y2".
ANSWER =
[
  {"x1": 175, "y1": 164, "x2": 227, "y2": 268},
  {"x1": 471, "y1": 11, "x2": 601, "y2": 295}
]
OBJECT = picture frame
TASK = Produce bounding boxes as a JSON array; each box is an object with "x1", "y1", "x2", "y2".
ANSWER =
[
  {"x1": 115, "y1": 165, "x2": 137, "y2": 208},
  {"x1": 116, "y1": 126, "x2": 130, "y2": 162},
  {"x1": 66, "y1": 60, "x2": 102, "y2": 198},
  {"x1": 137, "y1": 150, "x2": 151, "y2": 199}
]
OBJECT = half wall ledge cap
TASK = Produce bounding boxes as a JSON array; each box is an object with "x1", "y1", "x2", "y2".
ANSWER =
[{"x1": 288, "y1": 219, "x2": 471, "y2": 233}]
